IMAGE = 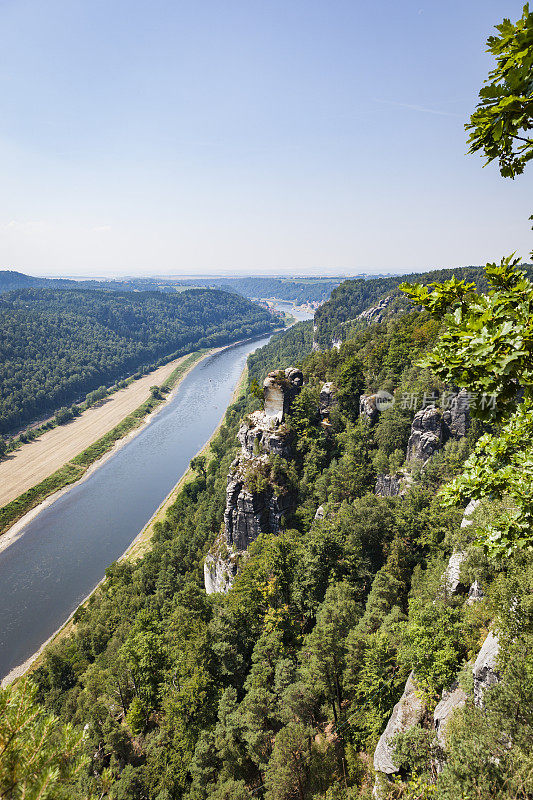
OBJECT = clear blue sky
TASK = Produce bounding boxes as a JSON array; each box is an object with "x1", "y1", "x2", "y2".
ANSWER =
[{"x1": 0, "y1": 0, "x2": 530, "y2": 276}]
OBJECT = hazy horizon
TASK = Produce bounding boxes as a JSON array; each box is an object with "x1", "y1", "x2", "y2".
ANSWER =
[{"x1": 1, "y1": 0, "x2": 531, "y2": 276}]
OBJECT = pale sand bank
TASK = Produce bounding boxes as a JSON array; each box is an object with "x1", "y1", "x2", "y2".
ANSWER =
[
  {"x1": 1, "y1": 363, "x2": 249, "y2": 688},
  {"x1": 0, "y1": 355, "x2": 194, "y2": 508}
]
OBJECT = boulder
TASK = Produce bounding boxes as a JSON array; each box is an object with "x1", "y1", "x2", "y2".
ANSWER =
[
  {"x1": 406, "y1": 405, "x2": 447, "y2": 462},
  {"x1": 473, "y1": 631, "x2": 500, "y2": 708},
  {"x1": 373, "y1": 672, "x2": 426, "y2": 775},
  {"x1": 314, "y1": 505, "x2": 326, "y2": 521}
]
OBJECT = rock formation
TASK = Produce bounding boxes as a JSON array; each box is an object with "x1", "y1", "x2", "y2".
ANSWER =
[
  {"x1": 360, "y1": 394, "x2": 380, "y2": 425},
  {"x1": 358, "y1": 295, "x2": 392, "y2": 324},
  {"x1": 442, "y1": 551, "x2": 467, "y2": 596},
  {"x1": 406, "y1": 392, "x2": 471, "y2": 463},
  {"x1": 406, "y1": 406, "x2": 448, "y2": 462},
  {"x1": 443, "y1": 389, "x2": 471, "y2": 439},
  {"x1": 375, "y1": 472, "x2": 413, "y2": 498},
  {"x1": 373, "y1": 672, "x2": 426, "y2": 776},
  {"x1": 473, "y1": 631, "x2": 500, "y2": 708},
  {"x1": 433, "y1": 684, "x2": 467, "y2": 748},
  {"x1": 204, "y1": 368, "x2": 302, "y2": 594},
  {"x1": 319, "y1": 382, "x2": 336, "y2": 418}
]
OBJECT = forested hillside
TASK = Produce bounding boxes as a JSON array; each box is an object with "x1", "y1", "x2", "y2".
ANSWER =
[
  {"x1": 6, "y1": 255, "x2": 527, "y2": 800},
  {"x1": 0, "y1": 287, "x2": 277, "y2": 434},
  {"x1": 192, "y1": 276, "x2": 347, "y2": 303},
  {"x1": 313, "y1": 264, "x2": 533, "y2": 349}
]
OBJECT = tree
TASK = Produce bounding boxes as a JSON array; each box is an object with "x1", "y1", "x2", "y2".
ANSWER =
[
  {"x1": 191, "y1": 454, "x2": 207, "y2": 479},
  {"x1": 466, "y1": 4, "x2": 533, "y2": 180},
  {"x1": 401, "y1": 259, "x2": 533, "y2": 553},
  {"x1": 0, "y1": 679, "x2": 86, "y2": 800},
  {"x1": 265, "y1": 721, "x2": 312, "y2": 800}
]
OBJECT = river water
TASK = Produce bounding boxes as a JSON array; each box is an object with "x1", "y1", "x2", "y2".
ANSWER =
[{"x1": 0, "y1": 303, "x2": 312, "y2": 680}]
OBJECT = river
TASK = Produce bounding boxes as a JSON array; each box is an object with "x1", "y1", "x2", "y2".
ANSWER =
[{"x1": 0, "y1": 303, "x2": 312, "y2": 681}]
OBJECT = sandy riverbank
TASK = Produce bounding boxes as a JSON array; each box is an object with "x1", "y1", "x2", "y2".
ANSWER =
[
  {"x1": 0, "y1": 349, "x2": 214, "y2": 554},
  {"x1": 1, "y1": 363, "x2": 250, "y2": 687},
  {"x1": 0, "y1": 355, "x2": 198, "y2": 509}
]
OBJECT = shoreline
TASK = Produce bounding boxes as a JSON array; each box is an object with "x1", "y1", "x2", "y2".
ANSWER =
[
  {"x1": 0, "y1": 325, "x2": 283, "y2": 547},
  {"x1": 1, "y1": 362, "x2": 250, "y2": 688},
  {"x1": 0, "y1": 348, "x2": 213, "y2": 553}
]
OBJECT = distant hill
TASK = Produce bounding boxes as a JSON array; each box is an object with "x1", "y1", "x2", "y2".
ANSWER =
[
  {"x1": 0, "y1": 271, "x2": 385, "y2": 304},
  {"x1": 0, "y1": 286, "x2": 277, "y2": 434},
  {"x1": 314, "y1": 264, "x2": 533, "y2": 349}
]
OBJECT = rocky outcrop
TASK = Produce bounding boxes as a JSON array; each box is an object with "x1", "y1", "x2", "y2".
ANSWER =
[
  {"x1": 204, "y1": 537, "x2": 241, "y2": 594},
  {"x1": 443, "y1": 389, "x2": 471, "y2": 439},
  {"x1": 319, "y1": 382, "x2": 336, "y2": 418},
  {"x1": 358, "y1": 295, "x2": 392, "y2": 324},
  {"x1": 360, "y1": 394, "x2": 380, "y2": 425},
  {"x1": 460, "y1": 498, "x2": 479, "y2": 528},
  {"x1": 433, "y1": 684, "x2": 467, "y2": 748},
  {"x1": 443, "y1": 551, "x2": 467, "y2": 595},
  {"x1": 263, "y1": 368, "x2": 303, "y2": 421},
  {"x1": 205, "y1": 367, "x2": 302, "y2": 594},
  {"x1": 314, "y1": 505, "x2": 326, "y2": 522},
  {"x1": 467, "y1": 580, "x2": 484, "y2": 604},
  {"x1": 406, "y1": 406, "x2": 448, "y2": 462},
  {"x1": 473, "y1": 631, "x2": 500, "y2": 708},
  {"x1": 375, "y1": 472, "x2": 413, "y2": 498},
  {"x1": 224, "y1": 470, "x2": 295, "y2": 551},
  {"x1": 373, "y1": 672, "x2": 426, "y2": 775},
  {"x1": 238, "y1": 413, "x2": 291, "y2": 459},
  {"x1": 406, "y1": 391, "x2": 471, "y2": 464}
]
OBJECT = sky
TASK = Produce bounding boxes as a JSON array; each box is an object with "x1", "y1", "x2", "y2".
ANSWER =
[{"x1": 0, "y1": 0, "x2": 531, "y2": 277}]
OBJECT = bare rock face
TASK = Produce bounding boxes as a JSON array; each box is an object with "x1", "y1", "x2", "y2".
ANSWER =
[
  {"x1": 406, "y1": 392, "x2": 471, "y2": 464},
  {"x1": 314, "y1": 504, "x2": 326, "y2": 522},
  {"x1": 358, "y1": 295, "x2": 392, "y2": 324},
  {"x1": 204, "y1": 537, "x2": 241, "y2": 594},
  {"x1": 205, "y1": 366, "x2": 302, "y2": 594},
  {"x1": 433, "y1": 684, "x2": 467, "y2": 747},
  {"x1": 373, "y1": 672, "x2": 426, "y2": 775},
  {"x1": 467, "y1": 580, "x2": 484, "y2": 604},
  {"x1": 224, "y1": 469, "x2": 295, "y2": 551},
  {"x1": 473, "y1": 631, "x2": 500, "y2": 708},
  {"x1": 319, "y1": 382, "x2": 336, "y2": 418},
  {"x1": 460, "y1": 498, "x2": 479, "y2": 528},
  {"x1": 360, "y1": 394, "x2": 380, "y2": 425},
  {"x1": 406, "y1": 405, "x2": 447, "y2": 462},
  {"x1": 238, "y1": 413, "x2": 291, "y2": 460},
  {"x1": 263, "y1": 367, "x2": 303, "y2": 421},
  {"x1": 375, "y1": 472, "x2": 413, "y2": 498},
  {"x1": 443, "y1": 551, "x2": 467, "y2": 596},
  {"x1": 443, "y1": 389, "x2": 471, "y2": 440}
]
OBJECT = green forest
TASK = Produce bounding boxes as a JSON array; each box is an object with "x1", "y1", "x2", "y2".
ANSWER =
[
  {"x1": 0, "y1": 271, "x2": 345, "y2": 305},
  {"x1": 0, "y1": 287, "x2": 277, "y2": 434},
  {"x1": 1, "y1": 5, "x2": 532, "y2": 799},
  {"x1": 5, "y1": 254, "x2": 532, "y2": 799}
]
